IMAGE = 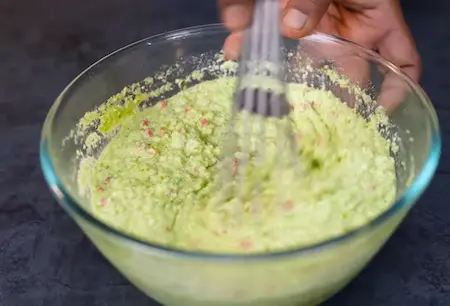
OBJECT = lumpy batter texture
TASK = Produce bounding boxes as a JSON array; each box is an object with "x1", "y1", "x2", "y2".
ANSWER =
[{"x1": 78, "y1": 77, "x2": 396, "y2": 253}]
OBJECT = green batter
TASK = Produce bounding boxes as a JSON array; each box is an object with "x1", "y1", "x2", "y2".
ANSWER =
[{"x1": 78, "y1": 77, "x2": 396, "y2": 253}]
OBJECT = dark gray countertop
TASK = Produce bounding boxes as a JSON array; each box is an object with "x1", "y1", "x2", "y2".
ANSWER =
[{"x1": 1, "y1": 0, "x2": 449, "y2": 305}]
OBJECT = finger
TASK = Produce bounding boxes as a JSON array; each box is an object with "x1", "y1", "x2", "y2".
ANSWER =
[
  {"x1": 222, "y1": 0, "x2": 332, "y2": 60},
  {"x1": 218, "y1": 0, "x2": 254, "y2": 31},
  {"x1": 290, "y1": 14, "x2": 372, "y2": 108},
  {"x1": 281, "y1": 0, "x2": 331, "y2": 38},
  {"x1": 223, "y1": 31, "x2": 244, "y2": 60},
  {"x1": 314, "y1": 4, "x2": 375, "y2": 88},
  {"x1": 376, "y1": 12, "x2": 421, "y2": 113}
]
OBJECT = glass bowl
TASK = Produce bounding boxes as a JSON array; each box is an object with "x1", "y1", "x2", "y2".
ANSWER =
[{"x1": 40, "y1": 24, "x2": 441, "y2": 306}]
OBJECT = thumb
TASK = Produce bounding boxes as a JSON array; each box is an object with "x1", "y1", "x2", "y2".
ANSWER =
[{"x1": 281, "y1": 0, "x2": 331, "y2": 38}]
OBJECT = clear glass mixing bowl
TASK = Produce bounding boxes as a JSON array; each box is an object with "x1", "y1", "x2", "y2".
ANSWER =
[{"x1": 40, "y1": 24, "x2": 441, "y2": 306}]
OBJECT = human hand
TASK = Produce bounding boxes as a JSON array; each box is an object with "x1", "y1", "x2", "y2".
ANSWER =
[{"x1": 218, "y1": 0, "x2": 421, "y2": 110}]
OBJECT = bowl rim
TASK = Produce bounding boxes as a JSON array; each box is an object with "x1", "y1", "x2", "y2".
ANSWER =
[{"x1": 40, "y1": 23, "x2": 441, "y2": 260}]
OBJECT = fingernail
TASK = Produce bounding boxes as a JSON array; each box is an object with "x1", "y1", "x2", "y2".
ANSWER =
[
  {"x1": 224, "y1": 36, "x2": 241, "y2": 60},
  {"x1": 283, "y1": 9, "x2": 308, "y2": 30},
  {"x1": 223, "y1": 5, "x2": 250, "y2": 29}
]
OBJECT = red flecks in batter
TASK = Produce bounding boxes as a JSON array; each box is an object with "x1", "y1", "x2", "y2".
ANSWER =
[
  {"x1": 184, "y1": 105, "x2": 190, "y2": 113},
  {"x1": 200, "y1": 117, "x2": 208, "y2": 127},
  {"x1": 160, "y1": 127, "x2": 167, "y2": 135},
  {"x1": 239, "y1": 239, "x2": 252, "y2": 249},
  {"x1": 99, "y1": 198, "x2": 106, "y2": 206},
  {"x1": 96, "y1": 186, "x2": 104, "y2": 192},
  {"x1": 193, "y1": 167, "x2": 199, "y2": 174},
  {"x1": 232, "y1": 166, "x2": 238, "y2": 175},
  {"x1": 232, "y1": 157, "x2": 239, "y2": 175},
  {"x1": 142, "y1": 119, "x2": 149, "y2": 126},
  {"x1": 144, "y1": 128, "x2": 153, "y2": 136},
  {"x1": 104, "y1": 177, "x2": 111, "y2": 184},
  {"x1": 161, "y1": 100, "x2": 168, "y2": 109},
  {"x1": 282, "y1": 200, "x2": 294, "y2": 211}
]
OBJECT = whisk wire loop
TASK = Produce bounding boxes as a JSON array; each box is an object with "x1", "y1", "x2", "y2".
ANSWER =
[{"x1": 213, "y1": 0, "x2": 300, "y2": 216}]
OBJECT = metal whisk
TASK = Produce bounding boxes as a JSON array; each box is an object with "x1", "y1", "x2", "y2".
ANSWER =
[
  {"x1": 235, "y1": 0, "x2": 290, "y2": 118},
  {"x1": 211, "y1": 0, "x2": 299, "y2": 217}
]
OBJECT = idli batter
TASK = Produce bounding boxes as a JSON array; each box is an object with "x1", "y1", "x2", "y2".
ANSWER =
[{"x1": 78, "y1": 77, "x2": 396, "y2": 253}]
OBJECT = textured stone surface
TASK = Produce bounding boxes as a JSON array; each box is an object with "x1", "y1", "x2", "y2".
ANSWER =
[{"x1": 1, "y1": 0, "x2": 449, "y2": 305}]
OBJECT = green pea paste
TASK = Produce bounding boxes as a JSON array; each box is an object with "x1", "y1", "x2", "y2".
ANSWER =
[{"x1": 78, "y1": 77, "x2": 396, "y2": 253}]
